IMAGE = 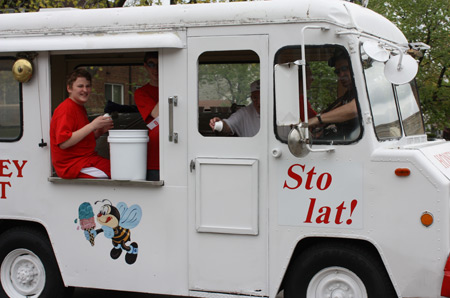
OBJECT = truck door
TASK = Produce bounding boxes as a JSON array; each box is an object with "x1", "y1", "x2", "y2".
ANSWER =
[
  {"x1": 267, "y1": 44, "x2": 367, "y2": 296},
  {"x1": 187, "y1": 35, "x2": 269, "y2": 296},
  {"x1": 270, "y1": 45, "x2": 365, "y2": 228}
]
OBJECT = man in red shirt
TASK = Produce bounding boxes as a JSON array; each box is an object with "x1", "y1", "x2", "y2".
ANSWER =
[
  {"x1": 134, "y1": 52, "x2": 160, "y2": 181},
  {"x1": 50, "y1": 69, "x2": 114, "y2": 179}
]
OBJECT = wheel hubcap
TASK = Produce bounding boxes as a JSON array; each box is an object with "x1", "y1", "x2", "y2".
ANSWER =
[
  {"x1": 12, "y1": 256, "x2": 40, "y2": 290},
  {"x1": 307, "y1": 267, "x2": 367, "y2": 298},
  {"x1": 1, "y1": 249, "x2": 45, "y2": 297}
]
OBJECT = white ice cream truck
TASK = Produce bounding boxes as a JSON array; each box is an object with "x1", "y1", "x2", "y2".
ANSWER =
[{"x1": 0, "y1": 0, "x2": 449, "y2": 297}]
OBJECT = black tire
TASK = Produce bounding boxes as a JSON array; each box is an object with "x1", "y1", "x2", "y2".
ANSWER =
[
  {"x1": 0, "y1": 226, "x2": 72, "y2": 298},
  {"x1": 284, "y1": 242, "x2": 397, "y2": 298}
]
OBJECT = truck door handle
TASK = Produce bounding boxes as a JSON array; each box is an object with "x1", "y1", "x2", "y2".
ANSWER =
[
  {"x1": 168, "y1": 96, "x2": 178, "y2": 143},
  {"x1": 190, "y1": 160, "x2": 196, "y2": 172}
]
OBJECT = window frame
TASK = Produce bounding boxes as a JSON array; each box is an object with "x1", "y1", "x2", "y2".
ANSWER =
[
  {"x1": 0, "y1": 57, "x2": 23, "y2": 142},
  {"x1": 197, "y1": 50, "x2": 261, "y2": 138},
  {"x1": 274, "y1": 45, "x2": 363, "y2": 145}
]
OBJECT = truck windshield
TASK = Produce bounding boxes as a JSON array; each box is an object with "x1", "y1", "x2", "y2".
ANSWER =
[{"x1": 362, "y1": 45, "x2": 425, "y2": 139}]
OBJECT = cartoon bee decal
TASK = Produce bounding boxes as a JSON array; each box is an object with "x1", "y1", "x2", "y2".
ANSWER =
[{"x1": 82, "y1": 200, "x2": 142, "y2": 265}]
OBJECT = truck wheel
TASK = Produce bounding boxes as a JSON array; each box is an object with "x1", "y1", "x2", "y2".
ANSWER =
[
  {"x1": 0, "y1": 227, "x2": 70, "y2": 298},
  {"x1": 284, "y1": 242, "x2": 397, "y2": 298}
]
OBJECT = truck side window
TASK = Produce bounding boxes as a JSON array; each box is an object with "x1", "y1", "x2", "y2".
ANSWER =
[
  {"x1": 198, "y1": 50, "x2": 260, "y2": 137},
  {"x1": 52, "y1": 63, "x2": 148, "y2": 160},
  {"x1": 274, "y1": 46, "x2": 362, "y2": 144},
  {"x1": 49, "y1": 53, "x2": 152, "y2": 173},
  {"x1": 0, "y1": 58, "x2": 22, "y2": 141},
  {"x1": 50, "y1": 53, "x2": 162, "y2": 181}
]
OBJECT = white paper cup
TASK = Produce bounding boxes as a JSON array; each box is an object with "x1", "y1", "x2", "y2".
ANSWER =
[{"x1": 214, "y1": 121, "x2": 223, "y2": 132}]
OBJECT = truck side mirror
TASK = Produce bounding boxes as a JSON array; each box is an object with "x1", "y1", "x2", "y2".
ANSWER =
[
  {"x1": 275, "y1": 62, "x2": 311, "y2": 157},
  {"x1": 274, "y1": 63, "x2": 300, "y2": 126},
  {"x1": 288, "y1": 122, "x2": 310, "y2": 158},
  {"x1": 362, "y1": 40, "x2": 419, "y2": 85}
]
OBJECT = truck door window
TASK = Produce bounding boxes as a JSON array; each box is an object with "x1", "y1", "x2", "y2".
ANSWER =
[
  {"x1": 198, "y1": 50, "x2": 260, "y2": 137},
  {"x1": 275, "y1": 46, "x2": 362, "y2": 144},
  {"x1": 0, "y1": 58, "x2": 22, "y2": 141}
]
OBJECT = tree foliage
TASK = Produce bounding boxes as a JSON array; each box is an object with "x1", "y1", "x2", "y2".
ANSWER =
[
  {"x1": 199, "y1": 63, "x2": 259, "y2": 105},
  {"x1": 0, "y1": 0, "x2": 127, "y2": 11},
  {"x1": 369, "y1": 0, "x2": 450, "y2": 132},
  {"x1": 1, "y1": 0, "x2": 448, "y2": 132}
]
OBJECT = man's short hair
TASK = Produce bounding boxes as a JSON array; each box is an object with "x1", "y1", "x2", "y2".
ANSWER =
[{"x1": 66, "y1": 68, "x2": 91, "y2": 87}]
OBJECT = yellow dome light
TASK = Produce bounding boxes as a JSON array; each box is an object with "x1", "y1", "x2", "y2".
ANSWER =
[{"x1": 12, "y1": 59, "x2": 33, "y2": 83}]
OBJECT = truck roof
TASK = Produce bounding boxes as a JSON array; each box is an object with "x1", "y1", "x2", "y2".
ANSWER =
[{"x1": 0, "y1": 0, "x2": 406, "y2": 52}]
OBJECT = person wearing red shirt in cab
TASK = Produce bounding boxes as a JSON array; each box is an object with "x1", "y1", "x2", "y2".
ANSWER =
[
  {"x1": 50, "y1": 68, "x2": 114, "y2": 179},
  {"x1": 134, "y1": 52, "x2": 160, "y2": 181}
]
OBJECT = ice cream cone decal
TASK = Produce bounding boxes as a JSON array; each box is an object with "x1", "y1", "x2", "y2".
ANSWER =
[
  {"x1": 78, "y1": 202, "x2": 96, "y2": 246},
  {"x1": 87, "y1": 227, "x2": 95, "y2": 246}
]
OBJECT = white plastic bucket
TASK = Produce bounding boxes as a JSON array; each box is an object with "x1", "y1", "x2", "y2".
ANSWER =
[{"x1": 107, "y1": 130, "x2": 149, "y2": 180}]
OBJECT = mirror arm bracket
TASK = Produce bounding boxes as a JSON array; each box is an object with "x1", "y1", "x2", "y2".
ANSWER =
[
  {"x1": 307, "y1": 144, "x2": 335, "y2": 154},
  {"x1": 288, "y1": 123, "x2": 335, "y2": 158}
]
